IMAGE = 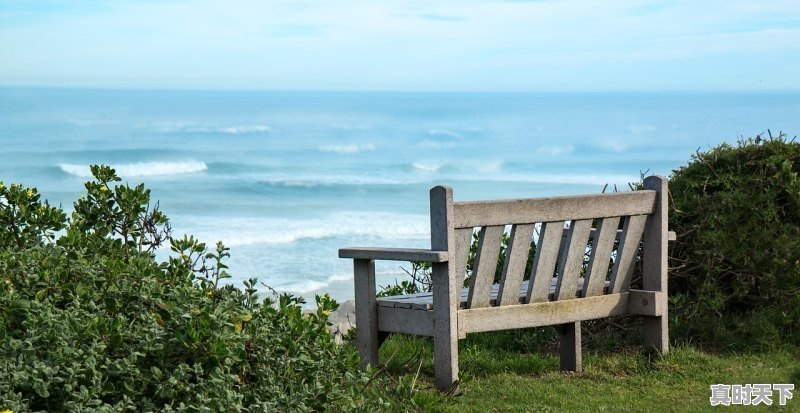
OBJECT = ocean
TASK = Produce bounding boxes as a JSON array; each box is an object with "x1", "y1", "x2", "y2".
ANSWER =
[{"x1": 1, "y1": 87, "x2": 798, "y2": 303}]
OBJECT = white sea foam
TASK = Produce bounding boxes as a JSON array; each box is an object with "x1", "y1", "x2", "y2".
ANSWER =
[
  {"x1": 332, "y1": 123, "x2": 370, "y2": 131},
  {"x1": 318, "y1": 143, "x2": 376, "y2": 154},
  {"x1": 418, "y1": 139, "x2": 457, "y2": 149},
  {"x1": 59, "y1": 161, "x2": 208, "y2": 178},
  {"x1": 599, "y1": 141, "x2": 628, "y2": 152},
  {"x1": 153, "y1": 122, "x2": 271, "y2": 134},
  {"x1": 628, "y1": 125, "x2": 656, "y2": 135},
  {"x1": 535, "y1": 145, "x2": 575, "y2": 156},
  {"x1": 68, "y1": 119, "x2": 120, "y2": 126},
  {"x1": 474, "y1": 160, "x2": 503, "y2": 173},
  {"x1": 183, "y1": 211, "x2": 429, "y2": 248},
  {"x1": 426, "y1": 128, "x2": 462, "y2": 139},
  {"x1": 260, "y1": 174, "x2": 419, "y2": 187},
  {"x1": 280, "y1": 273, "x2": 354, "y2": 294},
  {"x1": 215, "y1": 125, "x2": 272, "y2": 134},
  {"x1": 411, "y1": 162, "x2": 443, "y2": 172},
  {"x1": 280, "y1": 279, "x2": 329, "y2": 294}
]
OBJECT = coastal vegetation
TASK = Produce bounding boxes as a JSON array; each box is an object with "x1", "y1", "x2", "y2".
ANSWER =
[
  {"x1": 2, "y1": 132, "x2": 798, "y2": 411},
  {"x1": 0, "y1": 166, "x2": 387, "y2": 411},
  {"x1": 669, "y1": 132, "x2": 800, "y2": 348}
]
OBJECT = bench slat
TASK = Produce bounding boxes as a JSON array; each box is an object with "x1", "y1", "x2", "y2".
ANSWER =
[
  {"x1": 453, "y1": 228, "x2": 473, "y2": 282},
  {"x1": 609, "y1": 214, "x2": 647, "y2": 293},
  {"x1": 453, "y1": 190, "x2": 656, "y2": 228},
  {"x1": 555, "y1": 219, "x2": 593, "y2": 301},
  {"x1": 467, "y1": 225, "x2": 505, "y2": 309},
  {"x1": 583, "y1": 216, "x2": 621, "y2": 297},
  {"x1": 377, "y1": 277, "x2": 603, "y2": 309},
  {"x1": 462, "y1": 292, "x2": 631, "y2": 334},
  {"x1": 339, "y1": 247, "x2": 448, "y2": 262},
  {"x1": 497, "y1": 224, "x2": 535, "y2": 306},
  {"x1": 526, "y1": 221, "x2": 564, "y2": 303},
  {"x1": 377, "y1": 306, "x2": 434, "y2": 336}
]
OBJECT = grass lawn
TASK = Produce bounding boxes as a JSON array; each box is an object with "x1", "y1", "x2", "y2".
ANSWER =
[{"x1": 369, "y1": 328, "x2": 799, "y2": 412}]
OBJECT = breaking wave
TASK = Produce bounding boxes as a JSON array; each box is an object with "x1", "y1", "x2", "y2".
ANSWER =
[
  {"x1": 317, "y1": 143, "x2": 376, "y2": 154},
  {"x1": 59, "y1": 161, "x2": 208, "y2": 178},
  {"x1": 183, "y1": 211, "x2": 430, "y2": 248}
]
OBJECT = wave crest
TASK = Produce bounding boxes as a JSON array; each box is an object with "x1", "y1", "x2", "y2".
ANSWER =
[
  {"x1": 318, "y1": 143, "x2": 376, "y2": 154},
  {"x1": 182, "y1": 212, "x2": 429, "y2": 248},
  {"x1": 280, "y1": 273, "x2": 354, "y2": 294},
  {"x1": 59, "y1": 161, "x2": 208, "y2": 178},
  {"x1": 154, "y1": 123, "x2": 272, "y2": 134}
]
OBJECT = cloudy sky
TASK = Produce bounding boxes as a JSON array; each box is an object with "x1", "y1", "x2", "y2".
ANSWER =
[{"x1": 1, "y1": 0, "x2": 799, "y2": 91}]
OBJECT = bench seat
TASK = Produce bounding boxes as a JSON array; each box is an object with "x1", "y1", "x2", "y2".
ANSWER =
[{"x1": 377, "y1": 278, "x2": 610, "y2": 310}]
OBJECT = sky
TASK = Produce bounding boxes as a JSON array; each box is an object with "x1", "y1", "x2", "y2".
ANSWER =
[{"x1": 1, "y1": 0, "x2": 799, "y2": 92}]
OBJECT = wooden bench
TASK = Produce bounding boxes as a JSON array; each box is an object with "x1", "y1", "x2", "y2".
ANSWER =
[{"x1": 339, "y1": 176, "x2": 671, "y2": 391}]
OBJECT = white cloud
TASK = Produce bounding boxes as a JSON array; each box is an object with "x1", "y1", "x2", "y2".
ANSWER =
[{"x1": 0, "y1": 0, "x2": 798, "y2": 90}]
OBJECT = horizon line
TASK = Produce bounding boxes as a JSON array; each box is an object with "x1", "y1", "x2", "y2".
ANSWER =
[{"x1": 1, "y1": 83, "x2": 799, "y2": 95}]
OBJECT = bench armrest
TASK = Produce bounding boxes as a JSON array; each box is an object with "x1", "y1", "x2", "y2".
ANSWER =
[{"x1": 339, "y1": 247, "x2": 448, "y2": 263}]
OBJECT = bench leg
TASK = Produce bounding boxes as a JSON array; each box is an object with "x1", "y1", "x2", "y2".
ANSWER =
[
  {"x1": 432, "y1": 261, "x2": 459, "y2": 392},
  {"x1": 644, "y1": 315, "x2": 668, "y2": 354},
  {"x1": 354, "y1": 259, "x2": 379, "y2": 369},
  {"x1": 559, "y1": 321, "x2": 582, "y2": 373},
  {"x1": 434, "y1": 326, "x2": 459, "y2": 391}
]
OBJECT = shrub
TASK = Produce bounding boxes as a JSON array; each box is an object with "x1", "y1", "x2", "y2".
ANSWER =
[
  {"x1": 668, "y1": 132, "x2": 800, "y2": 348},
  {"x1": 0, "y1": 166, "x2": 387, "y2": 411}
]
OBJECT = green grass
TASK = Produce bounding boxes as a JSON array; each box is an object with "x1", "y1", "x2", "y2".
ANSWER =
[{"x1": 367, "y1": 328, "x2": 800, "y2": 412}]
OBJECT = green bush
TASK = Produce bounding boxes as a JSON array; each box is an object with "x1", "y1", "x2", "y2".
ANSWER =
[
  {"x1": 669, "y1": 132, "x2": 800, "y2": 348},
  {"x1": 0, "y1": 166, "x2": 387, "y2": 412}
]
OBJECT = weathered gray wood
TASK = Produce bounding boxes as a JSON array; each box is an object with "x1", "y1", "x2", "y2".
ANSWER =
[
  {"x1": 526, "y1": 222, "x2": 564, "y2": 303},
  {"x1": 583, "y1": 216, "x2": 621, "y2": 297},
  {"x1": 380, "y1": 277, "x2": 607, "y2": 309},
  {"x1": 554, "y1": 219, "x2": 593, "y2": 301},
  {"x1": 377, "y1": 277, "x2": 610, "y2": 310},
  {"x1": 430, "y1": 186, "x2": 460, "y2": 391},
  {"x1": 377, "y1": 306, "x2": 434, "y2": 336},
  {"x1": 354, "y1": 259, "x2": 378, "y2": 368},
  {"x1": 453, "y1": 190, "x2": 656, "y2": 228},
  {"x1": 559, "y1": 321, "x2": 582, "y2": 372},
  {"x1": 343, "y1": 182, "x2": 671, "y2": 392},
  {"x1": 339, "y1": 247, "x2": 448, "y2": 262},
  {"x1": 497, "y1": 224, "x2": 535, "y2": 306},
  {"x1": 462, "y1": 292, "x2": 632, "y2": 333},
  {"x1": 627, "y1": 289, "x2": 665, "y2": 317},
  {"x1": 608, "y1": 214, "x2": 647, "y2": 294},
  {"x1": 454, "y1": 228, "x2": 473, "y2": 280},
  {"x1": 556, "y1": 226, "x2": 570, "y2": 279},
  {"x1": 642, "y1": 176, "x2": 669, "y2": 354},
  {"x1": 467, "y1": 226, "x2": 505, "y2": 309}
]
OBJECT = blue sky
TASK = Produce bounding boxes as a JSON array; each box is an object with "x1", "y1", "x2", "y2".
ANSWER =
[{"x1": 1, "y1": 0, "x2": 799, "y2": 91}]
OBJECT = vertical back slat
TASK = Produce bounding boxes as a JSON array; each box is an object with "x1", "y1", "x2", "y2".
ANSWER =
[
  {"x1": 582, "y1": 217, "x2": 621, "y2": 297},
  {"x1": 496, "y1": 224, "x2": 535, "y2": 306},
  {"x1": 609, "y1": 214, "x2": 647, "y2": 293},
  {"x1": 525, "y1": 221, "x2": 564, "y2": 303},
  {"x1": 454, "y1": 228, "x2": 473, "y2": 281},
  {"x1": 467, "y1": 226, "x2": 505, "y2": 308},
  {"x1": 554, "y1": 219, "x2": 593, "y2": 300}
]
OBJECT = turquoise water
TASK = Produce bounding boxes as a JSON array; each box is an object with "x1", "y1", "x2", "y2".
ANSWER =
[{"x1": 2, "y1": 87, "x2": 798, "y2": 302}]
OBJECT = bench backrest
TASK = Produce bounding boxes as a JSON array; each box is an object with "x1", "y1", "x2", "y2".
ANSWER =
[{"x1": 432, "y1": 177, "x2": 666, "y2": 310}]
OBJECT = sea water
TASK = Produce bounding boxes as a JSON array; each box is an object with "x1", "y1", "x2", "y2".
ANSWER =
[{"x1": 1, "y1": 88, "x2": 798, "y2": 303}]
